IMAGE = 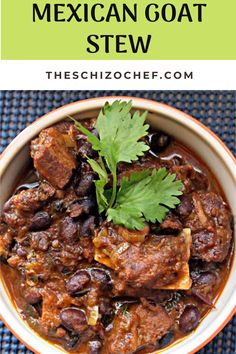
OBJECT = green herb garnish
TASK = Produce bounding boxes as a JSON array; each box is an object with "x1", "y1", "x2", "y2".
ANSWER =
[
  {"x1": 121, "y1": 304, "x2": 129, "y2": 316},
  {"x1": 71, "y1": 100, "x2": 183, "y2": 230},
  {"x1": 165, "y1": 292, "x2": 182, "y2": 312},
  {"x1": 71, "y1": 100, "x2": 149, "y2": 212},
  {"x1": 107, "y1": 168, "x2": 183, "y2": 230}
]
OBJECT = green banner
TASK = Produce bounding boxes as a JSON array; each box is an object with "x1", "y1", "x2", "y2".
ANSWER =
[{"x1": 1, "y1": 0, "x2": 236, "y2": 59}]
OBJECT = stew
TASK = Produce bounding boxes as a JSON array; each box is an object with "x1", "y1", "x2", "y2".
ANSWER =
[{"x1": 0, "y1": 103, "x2": 233, "y2": 354}]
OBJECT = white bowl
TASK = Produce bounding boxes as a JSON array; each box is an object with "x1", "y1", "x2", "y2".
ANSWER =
[{"x1": 0, "y1": 96, "x2": 235, "y2": 354}]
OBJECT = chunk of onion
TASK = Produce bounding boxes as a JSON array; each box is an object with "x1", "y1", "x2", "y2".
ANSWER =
[{"x1": 87, "y1": 305, "x2": 99, "y2": 326}]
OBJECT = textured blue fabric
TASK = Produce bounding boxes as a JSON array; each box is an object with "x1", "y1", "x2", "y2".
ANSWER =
[{"x1": 0, "y1": 91, "x2": 235, "y2": 354}]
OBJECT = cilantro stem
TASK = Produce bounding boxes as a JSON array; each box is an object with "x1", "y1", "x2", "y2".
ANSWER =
[
  {"x1": 99, "y1": 156, "x2": 107, "y2": 174},
  {"x1": 108, "y1": 170, "x2": 117, "y2": 210}
]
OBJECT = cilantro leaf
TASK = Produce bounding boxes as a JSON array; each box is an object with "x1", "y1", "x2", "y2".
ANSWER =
[
  {"x1": 86, "y1": 157, "x2": 108, "y2": 213},
  {"x1": 107, "y1": 168, "x2": 183, "y2": 230},
  {"x1": 96, "y1": 100, "x2": 149, "y2": 208},
  {"x1": 70, "y1": 117, "x2": 101, "y2": 151},
  {"x1": 96, "y1": 101, "x2": 150, "y2": 172}
]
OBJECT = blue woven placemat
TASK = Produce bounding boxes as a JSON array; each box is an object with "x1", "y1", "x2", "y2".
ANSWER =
[{"x1": 0, "y1": 91, "x2": 235, "y2": 354}]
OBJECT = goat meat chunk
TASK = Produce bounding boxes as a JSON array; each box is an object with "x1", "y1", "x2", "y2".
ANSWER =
[{"x1": 31, "y1": 127, "x2": 76, "y2": 189}]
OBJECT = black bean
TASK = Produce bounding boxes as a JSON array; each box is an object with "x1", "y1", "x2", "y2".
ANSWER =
[
  {"x1": 78, "y1": 141, "x2": 96, "y2": 159},
  {"x1": 76, "y1": 173, "x2": 95, "y2": 197},
  {"x1": 29, "y1": 211, "x2": 51, "y2": 231},
  {"x1": 66, "y1": 270, "x2": 91, "y2": 296},
  {"x1": 157, "y1": 331, "x2": 174, "y2": 349},
  {"x1": 60, "y1": 308, "x2": 88, "y2": 333},
  {"x1": 88, "y1": 340, "x2": 102, "y2": 354},
  {"x1": 24, "y1": 288, "x2": 42, "y2": 304},
  {"x1": 79, "y1": 197, "x2": 96, "y2": 214},
  {"x1": 31, "y1": 231, "x2": 49, "y2": 251},
  {"x1": 179, "y1": 305, "x2": 200, "y2": 333},
  {"x1": 148, "y1": 131, "x2": 171, "y2": 154},
  {"x1": 16, "y1": 246, "x2": 27, "y2": 257},
  {"x1": 79, "y1": 161, "x2": 92, "y2": 175},
  {"x1": 90, "y1": 268, "x2": 112, "y2": 291},
  {"x1": 60, "y1": 217, "x2": 78, "y2": 241},
  {"x1": 195, "y1": 271, "x2": 217, "y2": 286},
  {"x1": 80, "y1": 216, "x2": 95, "y2": 237},
  {"x1": 176, "y1": 195, "x2": 193, "y2": 218}
]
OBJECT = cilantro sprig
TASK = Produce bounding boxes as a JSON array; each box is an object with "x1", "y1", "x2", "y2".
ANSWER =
[
  {"x1": 71, "y1": 100, "x2": 183, "y2": 230},
  {"x1": 71, "y1": 100, "x2": 149, "y2": 212},
  {"x1": 107, "y1": 168, "x2": 183, "y2": 230}
]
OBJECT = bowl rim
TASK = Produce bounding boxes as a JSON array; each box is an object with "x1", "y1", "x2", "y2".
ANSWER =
[{"x1": 0, "y1": 96, "x2": 235, "y2": 354}]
